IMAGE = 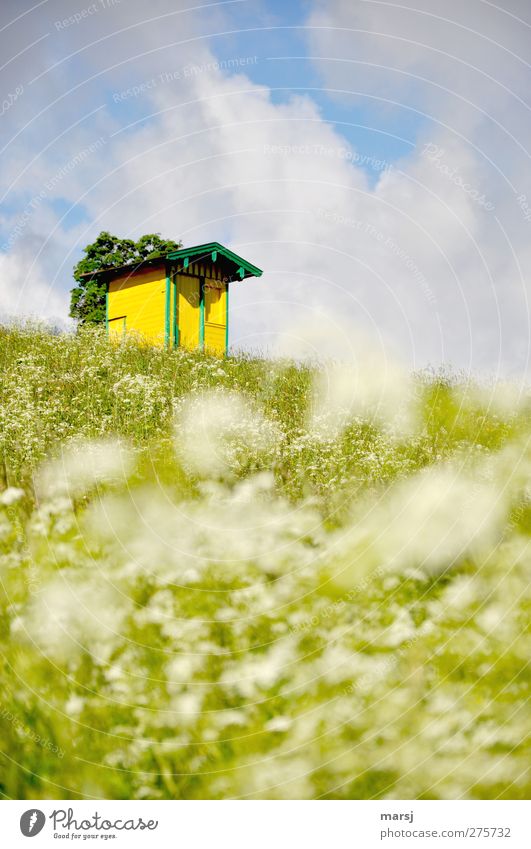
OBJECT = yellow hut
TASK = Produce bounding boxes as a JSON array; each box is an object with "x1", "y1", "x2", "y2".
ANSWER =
[{"x1": 95, "y1": 242, "x2": 262, "y2": 355}]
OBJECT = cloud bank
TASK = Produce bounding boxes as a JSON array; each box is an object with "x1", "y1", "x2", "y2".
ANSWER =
[{"x1": 0, "y1": 0, "x2": 529, "y2": 375}]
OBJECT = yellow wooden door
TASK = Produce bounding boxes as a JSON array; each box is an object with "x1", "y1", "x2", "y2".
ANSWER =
[
  {"x1": 177, "y1": 274, "x2": 200, "y2": 350},
  {"x1": 204, "y1": 283, "x2": 227, "y2": 355}
]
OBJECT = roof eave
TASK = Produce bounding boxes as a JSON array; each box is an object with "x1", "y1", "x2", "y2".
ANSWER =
[
  {"x1": 78, "y1": 256, "x2": 166, "y2": 280},
  {"x1": 166, "y1": 241, "x2": 263, "y2": 279},
  {"x1": 78, "y1": 242, "x2": 263, "y2": 281}
]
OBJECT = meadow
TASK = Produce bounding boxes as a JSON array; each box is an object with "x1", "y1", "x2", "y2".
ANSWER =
[{"x1": 0, "y1": 323, "x2": 529, "y2": 800}]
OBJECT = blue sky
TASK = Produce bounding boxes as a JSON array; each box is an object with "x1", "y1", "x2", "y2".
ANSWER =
[
  {"x1": 206, "y1": 1, "x2": 422, "y2": 162},
  {"x1": 1, "y1": 0, "x2": 530, "y2": 375}
]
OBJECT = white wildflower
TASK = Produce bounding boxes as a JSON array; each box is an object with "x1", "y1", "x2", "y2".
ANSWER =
[
  {"x1": 265, "y1": 716, "x2": 292, "y2": 732},
  {"x1": 166, "y1": 655, "x2": 202, "y2": 685},
  {"x1": 36, "y1": 439, "x2": 135, "y2": 499},
  {"x1": 21, "y1": 574, "x2": 129, "y2": 663},
  {"x1": 309, "y1": 351, "x2": 416, "y2": 440},
  {"x1": 221, "y1": 640, "x2": 295, "y2": 697},
  {"x1": 172, "y1": 692, "x2": 203, "y2": 724},
  {"x1": 64, "y1": 695, "x2": 85, "y2": 715},
  {"x1": 0, "y1": 487, "x2": 25, "y2": 506},
  {"x1": 174, "y1": 389, "x2": 281, "y2": 479},
  {"x1": 334, "y1": 463, "x2": 509, "y2": 583}
]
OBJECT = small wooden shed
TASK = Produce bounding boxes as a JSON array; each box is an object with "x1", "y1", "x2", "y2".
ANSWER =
[{"x1": 96, "y1": 242, "x2": 262, "y2": 355}]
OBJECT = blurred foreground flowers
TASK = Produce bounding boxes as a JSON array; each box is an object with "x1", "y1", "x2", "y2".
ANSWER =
[{"x1": 0, "y1": 325, "x2": 529, "y2": 799}]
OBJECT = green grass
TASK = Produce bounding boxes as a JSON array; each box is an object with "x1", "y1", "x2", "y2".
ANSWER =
[{"x1": 0, "y1": 323, "x2": 529, "y2": 799}]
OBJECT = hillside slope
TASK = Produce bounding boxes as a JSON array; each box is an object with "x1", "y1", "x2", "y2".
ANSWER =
[{"x1": 0, "y1": 325, "x2": 529, "y2": 799}]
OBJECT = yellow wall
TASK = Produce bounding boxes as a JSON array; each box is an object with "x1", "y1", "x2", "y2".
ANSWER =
[
  {"x1": 176, "y1": 269, "x2": 227, "y2": 355},
  {"x1": 107, "y1": 260, "x2": 228, "y2": 354},
  {"x1": 108, "y1": 265, "x2": 166, "y2": 344},
  {"x1": 108, "y1": 316, "x2": 126, "y2": 340},
  {"x1": 176, "y1": 273, "x2": 200, "y2": 350},
  {"x1": 204, "y1": 282, "x2": 227, "y2": 355}
]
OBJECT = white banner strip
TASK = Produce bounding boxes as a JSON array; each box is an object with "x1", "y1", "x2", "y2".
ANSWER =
[{"x1": 2, "y1": 800, "x2": 529, "y2": 848}]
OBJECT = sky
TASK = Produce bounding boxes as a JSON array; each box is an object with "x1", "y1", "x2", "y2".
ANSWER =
[{"x1": 1, "y1": 0, "x2": 530, "y2": 376}]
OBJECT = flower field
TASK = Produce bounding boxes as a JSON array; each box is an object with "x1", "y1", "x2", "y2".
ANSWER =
[{"x1": 0, "y1": 324, "x2": 529, "y2": 799}]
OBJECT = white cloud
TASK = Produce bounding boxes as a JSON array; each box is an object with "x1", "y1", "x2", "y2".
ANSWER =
[
  {"x1": 0, "y1": 0, "x2": 529, "y2": 375},
  {"x1": 302, "y1": 0, "x2": 531, "y2": 374},
  {"x1": 0, "y1": 248, "x2": 69, "y2": 324}
]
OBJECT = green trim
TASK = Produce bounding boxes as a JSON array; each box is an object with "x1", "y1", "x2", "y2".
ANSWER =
[
  {"x1": 164, "y1": 272, "x2": 171, "y2": 348},
  {"x1": 167, "y1": 241, "x2": 262, "y2": 279},
  {"x1": 225, "y1": 283, "x2": 229, "y2": 355},
  {"x1": 105, "y1": 283, "x2": 109, "y2": 335},
  {"x1": 199, "y1": 277, "x2": 205, "y2": 351},
  {"x1": 173, "y1": 270, "x2": 178, "y2": 348},
  {"x1": 80, "y1": 243, "x2": 262, "y2": 282}
]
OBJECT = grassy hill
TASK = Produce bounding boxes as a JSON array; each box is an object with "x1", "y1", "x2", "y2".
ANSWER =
[{"x1": 0, "y1": 324, "x2": 529, "y2": 799}]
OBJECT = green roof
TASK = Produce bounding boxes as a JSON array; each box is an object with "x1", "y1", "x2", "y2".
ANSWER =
[
  {"x1": 167, "y1": 242, "x2": 263, "y2": 280},
  {"x1": 79, "y1": 242, "x2": 263, "y2": 282}
]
